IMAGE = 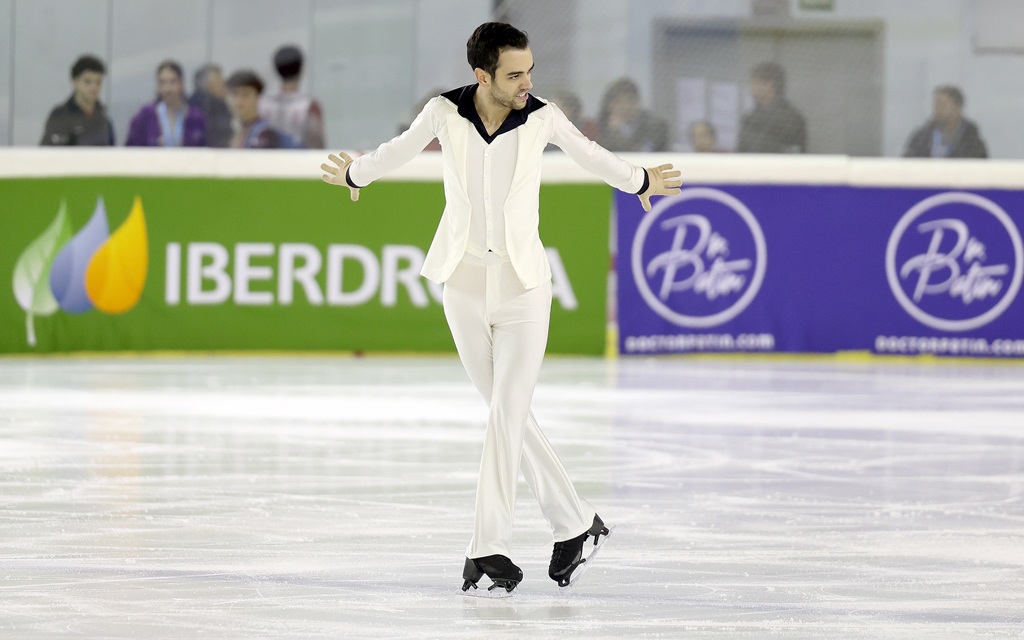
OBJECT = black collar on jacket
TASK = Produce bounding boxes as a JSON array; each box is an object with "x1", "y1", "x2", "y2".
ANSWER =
[{"x1": 441, "y1": 84, "x2": 546, "y2": 145}]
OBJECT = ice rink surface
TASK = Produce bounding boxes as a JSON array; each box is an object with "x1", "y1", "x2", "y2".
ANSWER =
[{"x1": 2, "y1": 354, "x2": 1024, "y2": 639}]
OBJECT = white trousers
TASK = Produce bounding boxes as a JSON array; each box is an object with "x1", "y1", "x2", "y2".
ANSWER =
[{"x1": 442, "y1": 255, "x2": 596, "y2": 559}]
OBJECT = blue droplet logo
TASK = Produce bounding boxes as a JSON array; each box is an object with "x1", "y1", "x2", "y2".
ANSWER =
[{"x1": 49, "y1": 196, "x2": 109, "y2": 314}]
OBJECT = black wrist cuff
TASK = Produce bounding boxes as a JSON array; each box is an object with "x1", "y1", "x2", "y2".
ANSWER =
[
  {"x1": 634, "y1": 169, "x2": 650, "y2": 195},
  {"x1": 345, "y1": 167, "x2": 363, "y2": 189}
]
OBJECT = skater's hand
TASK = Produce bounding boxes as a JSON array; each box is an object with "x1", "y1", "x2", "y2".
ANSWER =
[
  {"x1": 638, "y1": 164, "x2": 682, "y2": 212},
  {"x1": 321, "y1": 152, "x2": 360, "y2": 202}
]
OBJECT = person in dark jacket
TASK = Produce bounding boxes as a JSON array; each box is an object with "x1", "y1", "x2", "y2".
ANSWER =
[
  {"x1": 189, "y1": 63, "x2": 233, "y2": 148},
  {"x1": 737, "y1": 62, "x2": 806, "y2": 153},
  {"x1": 40, "y1": 55, "x2": 115, "y2": 146},
  {"x1": 597, "y1": 78, "x2": 668, "y2": 152},
  {"x1": 903, "y1": 86, "x2": 988, "y2": 158},
  {"x1": 126, "y1": 60, "x2": 207, "y2": 147}
]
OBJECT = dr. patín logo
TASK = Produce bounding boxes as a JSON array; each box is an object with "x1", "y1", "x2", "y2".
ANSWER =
[
  {"x1": 886, "y1": 192, "x2": 1023, "y2": 332},
  {"x1": 12, "y1": 196, "x2": 149, "y2": 346},
  {"x1": 631, "y1": 187, "x2": 766, "y2": 328}
]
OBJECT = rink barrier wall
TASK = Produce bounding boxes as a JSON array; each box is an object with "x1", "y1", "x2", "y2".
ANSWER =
[
  {"x1": 0, "y1": 149, "x2": 612, "y2": 355},
  {"x1": 615, "y1": 157, "x2": 1024, "y2": 358},
  {"x1": 5, "y1": 149, "x2": 1024, "y2": 358}
]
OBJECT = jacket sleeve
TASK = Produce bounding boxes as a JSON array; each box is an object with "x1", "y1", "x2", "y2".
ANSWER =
[
  {"x1": 40, "y1": 110, "x2": 62, "y2": 146},
  {"x1": 548, "y1": 102, "x2": 647, "y2": 194},
  {"x1": 347, "y1": 97, "x2": 440, "y2": 188}
]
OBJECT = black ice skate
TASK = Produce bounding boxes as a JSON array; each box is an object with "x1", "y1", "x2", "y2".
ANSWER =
[
  {"x1": 462, "y1": 554, "x2": 523, "y2": 594},
  {"x1": 549, "y1": 514, "x2": 612, "y2": 588}
]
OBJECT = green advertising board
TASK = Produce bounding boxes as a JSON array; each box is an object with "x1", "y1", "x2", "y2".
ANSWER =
[{"x1": 2, "y1": 173, "x2": 611, "y2": 355}]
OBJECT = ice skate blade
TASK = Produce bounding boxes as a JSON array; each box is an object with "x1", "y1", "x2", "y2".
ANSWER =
[
  {"x1": 559, "y1": 525, "x2": 614, "y2": 591},
  {"x1": 461, "y1": 585, "x2": 514, "y2": 599}
]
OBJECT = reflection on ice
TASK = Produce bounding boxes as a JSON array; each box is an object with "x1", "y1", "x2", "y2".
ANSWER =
[{"x1": 1, "y1": 355, "x2": 1023, "y2": 639}]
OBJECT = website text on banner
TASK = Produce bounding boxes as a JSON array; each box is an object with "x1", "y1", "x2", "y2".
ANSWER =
[
  {"x1": 2, "y1": 176, "x2": 610, "y2": 355},
  {"x1": 618, "y1": 185, "x2": 1024, "y2": 358}
]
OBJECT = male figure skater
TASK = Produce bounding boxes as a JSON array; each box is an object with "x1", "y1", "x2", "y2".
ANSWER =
[{"x1": 322, "y1": 22, "x2": 680, "y2": 593}]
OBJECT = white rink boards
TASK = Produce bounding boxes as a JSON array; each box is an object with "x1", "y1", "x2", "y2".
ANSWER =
[{"x1": 1, "y1": 354, "x2": 1023, "y2": 639}]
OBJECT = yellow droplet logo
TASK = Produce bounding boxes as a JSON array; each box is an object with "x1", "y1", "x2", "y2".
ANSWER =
[{"x1": 85, "y1": 196, "x2": 149, "y2": 314}]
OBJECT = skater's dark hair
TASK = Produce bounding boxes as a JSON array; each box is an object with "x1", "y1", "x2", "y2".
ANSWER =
[
  {"x1": 71, "y1": 54, "x2": 105, "y2": 79},
  {"x1": 226, "y1": 69, "x2": 264, "y2": 94},
  {"x1": 273, "y1": 45, "x2": 303, "y2": 80},
  {"x1": 467, "y1": 22, "x2": 529, "y2": 80}
]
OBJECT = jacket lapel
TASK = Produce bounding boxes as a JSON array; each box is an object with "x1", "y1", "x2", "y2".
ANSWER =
[{"x1": 506, "y1": 115, "x2": 546, "y2": 199}]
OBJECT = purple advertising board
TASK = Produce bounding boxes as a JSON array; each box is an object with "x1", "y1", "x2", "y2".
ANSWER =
[{"x1": 616, "y1": 185, "x2": 1024, "y2": 358}]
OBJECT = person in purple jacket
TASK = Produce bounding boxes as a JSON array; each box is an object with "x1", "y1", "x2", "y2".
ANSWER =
[{"x1": 126, "y1": 60, "x2": 206, "y2": 147}]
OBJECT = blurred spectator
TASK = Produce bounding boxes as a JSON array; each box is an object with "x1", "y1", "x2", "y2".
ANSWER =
[
  {"x1": 689, "y1": 121, "x2": 719, "y2": 153},
  {"x1": 40, "y1": 54, "x2": 115, "y2": 146},
  {"x1": 227, "y1": 70, "x2": 300, "y2": 149},
  {"x1": 549, "y1": 90, "x2": 600, "y2": 140},
  {"x1": 397, "y1": 87, "x2": 444, "y2": 151},
  {"x1": 598, "y1": 78, "x2": 668, "y2": 152},
  {"x1": 190, "y1": 63, "x2": 233, "y2": 148},
  {"x1": 259, "y1": 45, "x2": 324, "y2": 149},
  {"x1": 126, "y1": 60, "x2": 206, "y2": 147},
  {"x1": 903, "y1": 86, "x2": 988, "y2": 158},
  {"x1": 737, "y1": 62, "x2": 806, "y2": 153}
]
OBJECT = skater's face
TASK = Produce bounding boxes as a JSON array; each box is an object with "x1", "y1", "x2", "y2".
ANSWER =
[{"x1": 484, "y1": 47, "x2": 533, "y2": 111}]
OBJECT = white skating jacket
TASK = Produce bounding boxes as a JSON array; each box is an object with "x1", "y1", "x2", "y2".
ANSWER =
[{"x1": 347, "y1": 85, "x2": 648, "y2": 289}]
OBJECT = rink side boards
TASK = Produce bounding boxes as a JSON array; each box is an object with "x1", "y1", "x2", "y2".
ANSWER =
[
  {"x1": 6, "y1": 150, "x2": 1024, "y2": 359},
  {"x1": 0, "y1": 150, "x2": 610, "y2": 355},
  {"x1": 613, "y1": 155, "x2": 1024, "y2": 359}
]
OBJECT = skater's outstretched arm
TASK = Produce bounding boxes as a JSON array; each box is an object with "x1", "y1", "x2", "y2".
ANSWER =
[
  {"x1": 321, "y1": 96, "x2": 442, "y2": 201},
  {"x1": 548, "y1": 102, "x2": 681, "y2": 211}
]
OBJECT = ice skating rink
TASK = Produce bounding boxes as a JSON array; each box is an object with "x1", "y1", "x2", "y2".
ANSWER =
[{"x1": 2, "y1": 354, "x2": 1023, "y2": 639}]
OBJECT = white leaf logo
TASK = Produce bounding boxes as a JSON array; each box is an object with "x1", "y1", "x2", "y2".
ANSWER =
[{"x1": 12, "y1": 200, "x2": 74, "y2": 346}]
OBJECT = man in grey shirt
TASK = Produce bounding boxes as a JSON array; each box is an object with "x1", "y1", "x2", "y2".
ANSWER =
[
  {"x1": 189, "y1": 64, "x2": 233, "y2": 148},
  {"x1": 40, "y1": 55, "x2": 115, "y2": 146}
]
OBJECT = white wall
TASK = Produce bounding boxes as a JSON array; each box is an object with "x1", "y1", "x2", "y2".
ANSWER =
[{"x1": 0, "y1": 0, "x2": 12, "y2": 146}]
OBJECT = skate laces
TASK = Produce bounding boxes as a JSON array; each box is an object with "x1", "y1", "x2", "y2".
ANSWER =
[{"x1": 549, "y1": 534, "x2": 585, "y2": 574}]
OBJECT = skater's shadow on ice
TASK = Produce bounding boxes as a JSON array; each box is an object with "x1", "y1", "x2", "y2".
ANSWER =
[{"x1": 462, "y1": 599, "x2": 582, "y2": 621}]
